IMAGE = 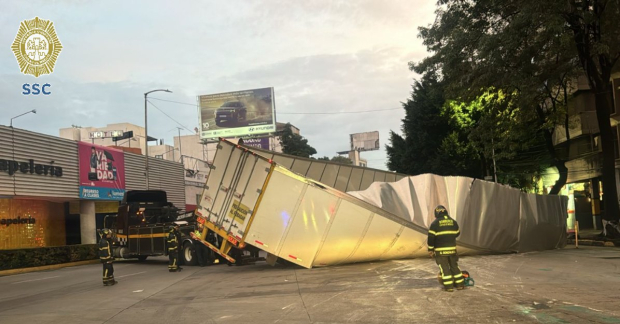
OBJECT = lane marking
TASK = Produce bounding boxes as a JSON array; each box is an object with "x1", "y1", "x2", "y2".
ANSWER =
[
  {"x1": 117, "y1": 271, "x2": 146, "y2": 278},
  {"x1": 133, "y1": 290, "x2": 144, "y2": 293},
  {"x1": 11, "y1": 276, "x2": 60, "y2": 284}
]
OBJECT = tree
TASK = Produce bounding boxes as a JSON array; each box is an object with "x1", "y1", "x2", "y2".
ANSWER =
[
  {"x1": 279, "y1": 123, "x2": 317, "y2": 158},
  {"x1": 386, "y1": 73, "x2": 483, "y2": 178},
  {"x1": 317, "y1": 156, "x2": 353, "y2": 164},
  {"x1": 415, "y1": 0, "x2": 619, "y2": 220}
]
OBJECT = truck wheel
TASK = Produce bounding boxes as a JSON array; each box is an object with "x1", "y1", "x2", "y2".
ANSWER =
[
  {"x1": 137, "y1": 255, "x2": 148, "y2": 261},
  {"x1": 183, "y1": 242, "x2": 197, "y2": 266}
]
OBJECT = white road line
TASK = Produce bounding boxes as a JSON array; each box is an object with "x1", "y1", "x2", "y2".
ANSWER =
[
  {"x1": 117, "y1": 271, "x2": 147, "y2": 278},
  {"x1": 11, "y1": 276, "x2": 60, "y2": 284}
]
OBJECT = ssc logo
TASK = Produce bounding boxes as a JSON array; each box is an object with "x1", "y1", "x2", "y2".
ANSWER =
[{"x1": 11, "y1": 17, "x2": 62, "y2": 77}]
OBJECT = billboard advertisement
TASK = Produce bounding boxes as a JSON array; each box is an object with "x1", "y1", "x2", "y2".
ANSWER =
[
  {"x1": 240, "y1": 137, "x2": 270, "y2": 150},
  {"x1": 350, "y1": 131, "x2": 380, "y2": 152},
  {"x1": 198, "y1": 87, "x2": 276, "y2": 140},
  {"x1": 78, "y1": 142, "x2": 126, "y2": 200}
]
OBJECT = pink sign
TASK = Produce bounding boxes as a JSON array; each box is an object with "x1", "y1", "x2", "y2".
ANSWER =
[{"x1": 78, "y1": 142, "x2": 126, "y2": 200}]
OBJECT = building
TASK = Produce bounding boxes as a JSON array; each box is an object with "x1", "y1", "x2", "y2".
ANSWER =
[
  {"x1": 59, "y1": 122, "x2": 302, "y2": 213},
  {"x1": 545, "y1": 73, "x2": 620, "y2": 230},
  {"x1": 59, "y1": 123, "x2": 151, "y2": 153},
  {"x1": 0, "y1": 125, "x2": 185, "y2": 251}
]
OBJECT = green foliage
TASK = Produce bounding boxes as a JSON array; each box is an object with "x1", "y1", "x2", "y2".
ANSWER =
[
  {"x1": 279, "y1": 123, "x2": 317, "y2": 158},
  {"x1": 386, "y1": 74, "x2": 483, "y2": 178}
]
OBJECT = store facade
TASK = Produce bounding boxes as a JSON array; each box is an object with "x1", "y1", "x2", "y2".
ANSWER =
[{"x1": 0, "y1": 126, "x2": 185, "y2": 250}]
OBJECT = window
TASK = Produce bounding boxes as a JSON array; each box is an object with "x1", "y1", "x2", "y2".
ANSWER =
[
  {"x1": 196, "y1": 194, "x2": 201, "y2": 206},
  {"x1": 155, "y1": 154, "x2": 163, "y2": 159}
]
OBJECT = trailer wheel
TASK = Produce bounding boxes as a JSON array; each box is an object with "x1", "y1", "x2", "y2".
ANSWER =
[
  {"x1": 183, "y1": 242, "x2": 197, "y2": 266},
  {"x1": 137, "y1": 255, "x2": 148, "y2": 261}
]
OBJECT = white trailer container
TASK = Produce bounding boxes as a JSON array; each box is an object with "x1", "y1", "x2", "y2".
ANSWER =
[{"x1": 194, "y1": 139, "x2": 566, "y2": 268}]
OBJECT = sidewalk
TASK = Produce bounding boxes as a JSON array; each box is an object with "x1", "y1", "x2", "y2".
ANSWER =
[
  {"x1": 0, "y1": 260, "x2": 99, "y2": 277},
  {"x1": 567, "y1": 228, "x2": 620, "y2": 247}
]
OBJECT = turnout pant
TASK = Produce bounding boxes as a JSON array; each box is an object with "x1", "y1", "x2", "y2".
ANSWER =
[
  {"x1": 102, "y1": 261, "x2": 114, "y2": 284},
  {"x1": 168, "y1": 251, "x2": 179, "y2": 271},
  {"x1": 435, "y1": 255, "x2": 463, "y2": 289}
]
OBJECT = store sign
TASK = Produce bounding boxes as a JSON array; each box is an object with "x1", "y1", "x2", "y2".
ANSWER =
[
  {"x1": 0, "y1": 158, "x2": 62, "y2": 177},
  {"x1": 240, "y1": 137, "x2": 269, "y2": 150},
  {"x1": 78, "y1": 142, "x2": 126, "y2": 200},
  {"x1": 1, "y1": 216, "x2": 35, "y2": 226},
  {"x1": 89, "y1": 130, "x2": 123, "y2": 139}
]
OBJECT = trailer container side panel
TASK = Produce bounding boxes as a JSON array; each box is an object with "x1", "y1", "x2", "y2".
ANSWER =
[
  {"x1": 319, "y1": 164, "x2": 339, "y2": 188},
  {"x1": 333, "y1": 166, "x2": 352, "y2": 192},
  {"x1": 245, "y1": 169, "x2": 306, "y2": 255},
  {"x1": 272, "y1": 155, "x2": 294, "y2": 169},
  {"x1": 347, "y1": 214, "x2": 402, "y2": 263},
  {"x1": 381, "y1": 227, "x2": 428, "y2": 260},
  {"x1": 312, "y1": 200, "x2": 374, "y2": 267},
  {"x1": 290, "y1": 159, "x2": 311, "y2": 176},
  {"x1": 276, "y1": 184, "x2": 338, "y2": 268},
  {"x1": 359, "y1": 170, "x2": 376, "y2": 191},
  {"x1": 306, "y1": 162, "x2": 326, "y2": 181},
  {"x1": 346, "y1": 168, "x2": 364, "y2": 192}
]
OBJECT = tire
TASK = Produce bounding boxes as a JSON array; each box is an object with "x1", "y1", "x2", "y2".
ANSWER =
[
  {"x1": 183, "y1": 242, "x2": 197, "y2": 266},
  {"x1": 137, "y1": 255, "x2": 148, "y2": 261}
]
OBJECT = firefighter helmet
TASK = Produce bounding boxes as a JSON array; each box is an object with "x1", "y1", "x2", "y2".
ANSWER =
[
  {"x1": 434, "y1": 205, "x2": 449, "y2": 218},
  {"x1": 102, "y1": 228, "x2": 111, "y2": 235}
]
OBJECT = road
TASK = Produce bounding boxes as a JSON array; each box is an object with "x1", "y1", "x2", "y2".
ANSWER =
[{"x1": 0, "y1": 246, "x2": 619, "y2": 323}]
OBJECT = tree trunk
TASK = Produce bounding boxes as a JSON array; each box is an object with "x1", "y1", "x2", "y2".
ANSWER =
[
  {"x1": 542, "y1": 128, "x2": 568, "y2": 195},
  {"x1": 594, "y1": 88, "x2": 620, "y2": 221}
]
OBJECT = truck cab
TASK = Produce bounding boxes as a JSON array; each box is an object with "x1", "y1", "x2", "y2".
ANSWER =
[{"x1": 105, "y1": 190, "x2": 195, "y2": 261}]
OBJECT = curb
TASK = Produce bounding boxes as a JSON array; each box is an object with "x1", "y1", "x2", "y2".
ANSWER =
[
  {"x1": 567, "y1": 239, "x2": 619, "y2": 247},
  {"x1": 0, "y1": 259, "x2": 100, "y2": 277}
]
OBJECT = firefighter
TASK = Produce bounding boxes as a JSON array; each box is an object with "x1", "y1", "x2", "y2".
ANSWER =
[
  {"x1": 99, "y1": 228, "x2": 117, "y2": 286},
  {"x1": 428, "y1": 205, "x2": 464, "y2": 292},
  {"x1": 167, "y1": 224, "x2": 182, "y2": 272}
]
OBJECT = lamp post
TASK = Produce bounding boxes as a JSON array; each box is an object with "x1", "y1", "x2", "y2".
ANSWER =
[
  {"x1": 10, "y1": 109, "x2": 36, "y2": 127},
  {"x1": 144, "y1": 89, "x2": 172, "y2": 189}
]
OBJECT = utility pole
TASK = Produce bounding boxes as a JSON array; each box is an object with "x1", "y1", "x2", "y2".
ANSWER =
[{"x1": 177, "y1": 127, "x2": 183, "y2": 163}]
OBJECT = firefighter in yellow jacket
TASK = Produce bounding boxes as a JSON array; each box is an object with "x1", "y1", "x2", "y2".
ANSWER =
[
  {"x1": 99, "y1": 229, "x2": 117, "y2": 286},
  {"x1": 167, "y1": 224, "x2": 182, "y2": 272},
  {"x1": 428, "y1": 205, "x2": 464, "y2": 292}
]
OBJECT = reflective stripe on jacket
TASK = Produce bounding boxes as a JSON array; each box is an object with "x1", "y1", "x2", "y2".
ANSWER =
[
  {"x1": 427, "y1": 215, "x2": 460, "y2": 255},
  {"x1": 99, "y1": 237, "x2": 113, "y2": 261}
]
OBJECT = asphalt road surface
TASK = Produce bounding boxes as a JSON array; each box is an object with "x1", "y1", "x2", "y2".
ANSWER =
[{"x1": 1, "y1": 246, "x2": 619, "y2": 323}]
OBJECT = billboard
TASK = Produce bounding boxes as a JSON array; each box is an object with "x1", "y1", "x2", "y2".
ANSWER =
[
  {"x1": 240, "y1": 137, "x2": 270, "y2": 150},
  {"x1": 78, "y1": 142, "x2": 126, "y2": 200},
  {"x1": 350, "y1": 131, "x2": 380, "y2": 152},
  {"x1": 198, "y1": 87, "x2": 276, "y2": 140}
]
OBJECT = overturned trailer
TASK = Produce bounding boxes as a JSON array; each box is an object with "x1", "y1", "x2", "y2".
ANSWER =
[{"x1": 193, "y1": 139, "x2": 567, "y2": 269}]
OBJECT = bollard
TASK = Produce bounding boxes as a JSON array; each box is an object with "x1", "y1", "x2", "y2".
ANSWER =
[{"x1": 575, "y1": 221, "x2": 579, "y2": 249}]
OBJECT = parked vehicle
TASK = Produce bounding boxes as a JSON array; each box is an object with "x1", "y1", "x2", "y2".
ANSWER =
[{"x1": 215, "y1": 101, "x2": 247, "y2": 126}]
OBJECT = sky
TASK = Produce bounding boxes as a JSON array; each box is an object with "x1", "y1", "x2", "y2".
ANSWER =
[{"x1": 0, "y1": 0, "x2": 437, "y2": 170}]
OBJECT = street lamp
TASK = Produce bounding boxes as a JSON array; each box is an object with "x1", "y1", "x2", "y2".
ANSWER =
[
  {"x1": 144, "y1": 89, "x2": 172, "y2": 189},
  {"x1": 10, "y1": 109, "x2": 36, "y2": 127}
]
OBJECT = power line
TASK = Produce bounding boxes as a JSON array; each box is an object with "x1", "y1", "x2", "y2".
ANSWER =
[
  {"x1": 278, "y1": 108, "x2": 401, "y2": 115},
  {"x1": 150, "y1": 97, "x2": 402, "y2": 115},
  {"x1": 150, "y1": 97, "x2": 197, "y2": 107},
  {"x1": 146, "y1": 100, "x2": 194, "y2": 133}
]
